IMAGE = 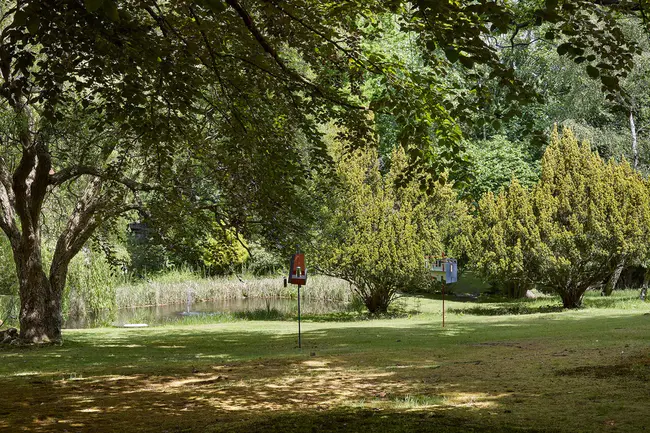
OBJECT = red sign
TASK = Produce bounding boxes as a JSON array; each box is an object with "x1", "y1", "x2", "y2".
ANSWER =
[{"x1": 288, "y1": 253, "x2": 307, "y2": 285}]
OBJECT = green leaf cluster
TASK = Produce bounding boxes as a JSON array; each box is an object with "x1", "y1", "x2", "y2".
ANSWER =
[{"x1": 465, "y1": 135, "x2": 539, "y2": 204}]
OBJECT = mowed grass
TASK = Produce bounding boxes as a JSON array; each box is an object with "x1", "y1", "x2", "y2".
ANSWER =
[{"x1": 1, "y1": 296, "x2": 649, "y2": 432}]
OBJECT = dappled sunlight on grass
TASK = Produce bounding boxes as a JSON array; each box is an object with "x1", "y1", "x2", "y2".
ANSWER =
[
  {"x1": 443, "y1": 392, "x2": 500, "y2": 409},
  {"x1": 1, "y1": 310, "x2": 650, "y2": 432},
  {"x1": 96, "y1": 344, "x2": 144, "y2": 348}
]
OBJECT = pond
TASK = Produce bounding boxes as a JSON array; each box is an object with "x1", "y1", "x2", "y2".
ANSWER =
[{"x1": 63, "y1": 297, "x2": 348, "y2": 329}]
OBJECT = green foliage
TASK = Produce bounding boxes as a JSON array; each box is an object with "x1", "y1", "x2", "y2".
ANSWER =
[
  {"x1": 243, "y1": 242, "x2": 284, "y2": 276},
  {"x1": 0, "y1": 236, "x2": 17, "y2": 296},
  {"x1": 457, "y1": 8, "x2": 650, "y2": 171},
  {"x1": 2, "y1": 0, "x2": 648, "y2": 342},
  {"x1": 465, "y1": 135, "x2": 539, "y2": 203},
  {"x1": 7, "y1": 1, "x2": 642, "y2": 186},
  {"x1": 126, "y1": 231, "x2": 169, "y2": 276},
  {"x1": 62, "y1": 248, "x2": 120, "y2": 323},
  {"x1": 470, "y1": 180, "x2": 539, "y2": 298},
  {"x1": 125, "y1": 219, "x2": 251, "y2": 276},
  {"x1": 313, "y1": 145, "x2": 467, "y2": 313},
  {"x1": 0, "y1": 294, "x2": 18, "y2": 328},
  {"x1": 200, "y1": 228, "x2": 249, "y2": 275},
  {"x1": 471, "y1": 128, "x2": 650, "y2": 307},
  {"x1": 533, "y1": 128, "x2": 650, "y2": 306}
]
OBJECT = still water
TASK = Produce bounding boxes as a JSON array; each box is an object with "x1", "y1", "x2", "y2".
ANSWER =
[{"x1": 64, "y1": 297, "x2": 348, "y2": 329}]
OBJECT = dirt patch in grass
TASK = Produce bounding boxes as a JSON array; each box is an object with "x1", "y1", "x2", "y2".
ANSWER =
[{"x1": 557, "y1": 353, "x2": 650, "y2": 380}]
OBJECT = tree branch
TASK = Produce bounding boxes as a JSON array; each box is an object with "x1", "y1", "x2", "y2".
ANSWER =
[
  {"x1": 50, "y1": 177, "x2": 105, "y2": 283},
  {"x1": 0, "y1": 185, "x2": 18, "y2": 245},
  {"x1": 0, "y1": 155, "x2": 18, "y2": 242},
  {"x1": 594, "y1": 0, "x2": 642, "y2": 10},
  {"x1": 49, "y1": 165, "x2": 157, "y2": 192},
  {"x1": 224, "y1": 0, "x2": 367, "y2": 110},
  {"x1": 263, "y1": 0, "x2": 383, "y2": 74}
]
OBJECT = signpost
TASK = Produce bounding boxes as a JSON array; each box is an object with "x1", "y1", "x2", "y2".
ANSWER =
[
  {"x1": 426, "y1": 254, "x2": 457, "y2": 328},
  {"x1": 288, "y1": 249, "x2": 307, "y2": 348}
]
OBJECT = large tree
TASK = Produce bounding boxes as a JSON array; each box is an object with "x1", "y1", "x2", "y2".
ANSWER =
[{"x1": 0, "y1": 0, "x2": 343, "y2": 342}]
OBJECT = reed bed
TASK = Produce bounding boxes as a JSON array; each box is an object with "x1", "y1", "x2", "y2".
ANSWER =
[{"x1": 115, "y1": 274, "x2": 353, "y2": 309}]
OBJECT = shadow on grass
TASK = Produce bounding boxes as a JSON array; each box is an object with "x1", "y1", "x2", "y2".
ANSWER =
[
  {"x1": 180, "y1": 308, "x2": 420, "y2": 323},
  {"x1": 582, "y1": 295, "x2": 646, "y2": 309},
  {"x1": 303, "y1": 309, "x2": 420, "y2": 323},
  {"x1": 449, "y1": 304, "x2": 564, "y2": 316},
  {"x1": 233, "y1": 308, "x2": 289, "y2": 321},
  {"x1": 450, "y1": 290, "x2": 649, "y2": 316},
  {"x1": 219, "y1": 407, "x2": 556, "y2": 433},
  {"x1": 0, "y1": 323, "x2": 559, "y2": 433},
  {"x1": 1, "y1": 313, "x2": 649, "y2": 432}
]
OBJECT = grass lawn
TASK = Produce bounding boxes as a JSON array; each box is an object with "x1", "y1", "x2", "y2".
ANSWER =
[{"x1": 1, "y1": 293, "x2": 649, "y2": 432}]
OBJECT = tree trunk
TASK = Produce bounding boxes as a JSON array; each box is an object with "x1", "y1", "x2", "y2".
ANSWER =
[
  {"x1": 16, "y1": 242, "x2": 64, "y2": 343},
  {"x1": 364, "y1": 287, "x2": 391, "y2": 314},
  {"x1": 640, "y1": 268, "x2": 649, "y2": 301},
  {"x1": 603, "y1": 258, "x2": 625, "y2": 296},
  {"x1": 560, "y1": 289, "x2": 584, "y2": 309},
  {"x1": 630, "y1": 111, "x2": 638, "y2": 170},
  {"x1": 505, "y1": 282, "x2": 527, "y2": 298}
]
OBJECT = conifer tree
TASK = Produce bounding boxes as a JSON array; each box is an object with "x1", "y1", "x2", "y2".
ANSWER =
[
  {"x1": 532, "y1": 128, "x2": 614, "y2": 307},
  {"x1": 472, "y1": 128, "x2": 650, "y2": 307},
  {"x1": 470, "y1": 180, "x2": 539, "y2": 298},
  {"x1": 313, "y1": 146, "x2": 466, "y2": 313}
]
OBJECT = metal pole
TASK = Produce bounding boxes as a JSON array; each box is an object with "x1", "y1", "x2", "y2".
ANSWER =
[
  {"x1": 442, "y1": 280, "x2": 445, "y2": 328},
  {"x1": 298, "y1": 285, "x2": 302, "y2": 348}
]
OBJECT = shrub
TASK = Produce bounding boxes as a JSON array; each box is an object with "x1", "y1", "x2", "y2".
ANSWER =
[
  {"x1": 472, "y1": 127, "x2": 650, "y2": 308},
  {"x1": 469, "y1": 180, "x2": 539, "y2": 298},
  {"x1": 312, "y1": 145, "x2": 467, "y2": 313},
  {"x1": 533, "y1": 128, "x2": 650, "y2": 306}
]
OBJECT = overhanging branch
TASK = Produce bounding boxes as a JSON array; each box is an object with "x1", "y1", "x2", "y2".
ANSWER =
[
  {"x1": 224, "y1": 0, "x2": 367, "y2": 110},
  {"x1": 49, "y1": 165, "x2": 157, "y2": 192}
]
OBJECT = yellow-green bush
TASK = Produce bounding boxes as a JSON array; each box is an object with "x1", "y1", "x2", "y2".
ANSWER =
[
  {"x1": 470, "y1": 179, "x2": 539, "y2": 298},
  {"x1": 313, "y1": 145, "x2": 468, "y2": 313},
  {"x1": 471, "y1": 128, "x2": 650, "y2": 307}
]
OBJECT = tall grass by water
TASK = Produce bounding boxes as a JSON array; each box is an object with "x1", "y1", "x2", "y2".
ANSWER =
[{"x1": 115, "y1": 271, "x2": 353, "y2": 309}]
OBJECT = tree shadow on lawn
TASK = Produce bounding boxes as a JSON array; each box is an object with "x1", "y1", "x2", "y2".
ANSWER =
[
  {"x1": 0, "y1": 315, "x2": 649, "y2": 432},
  {"x1": 218, "y1": 407, "x2": 557, "y2": 433},
  {"x1": 451, "y1": 293, "x2": 649, "y2": 316},
  {"x1": 581, "y1": 295, "x2": 645, "y2": 309},
  {"x1": 449, "y1": 303, "x2": 564, "y2": 316}
]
